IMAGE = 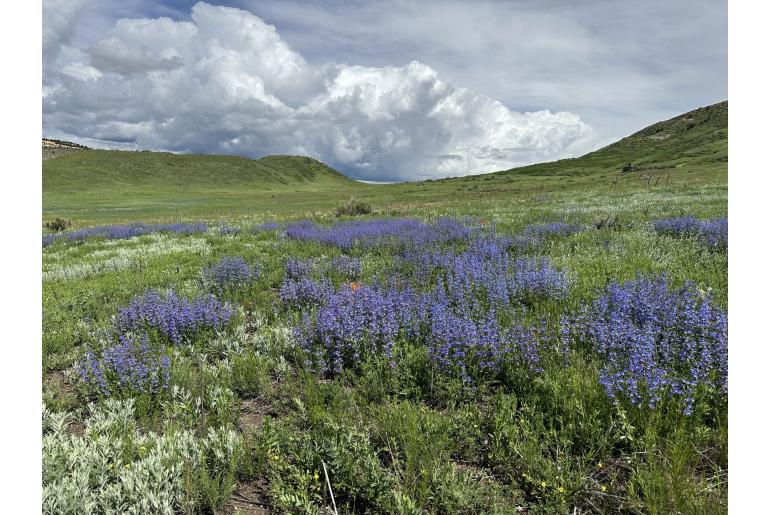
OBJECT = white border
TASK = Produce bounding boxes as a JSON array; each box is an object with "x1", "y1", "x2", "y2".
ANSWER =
[
  {"x1": 0, "y1": 1, "x2": 43, "y2": 510},
  {"x1": 1, "y1": 1, "x2": 759, "y2": 511},
  {"x1": 728, "y1": 1, "x2": 770, "y2": 512}
]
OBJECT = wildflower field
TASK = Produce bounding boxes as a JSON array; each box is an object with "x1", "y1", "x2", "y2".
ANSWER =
[{"x1": 42, "y1": 104, "x2": 728, "y2": 515}]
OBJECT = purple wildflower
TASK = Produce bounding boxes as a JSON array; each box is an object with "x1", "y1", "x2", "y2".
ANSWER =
[
  {"x1": 279, "y1": 277, "x2": 333, "y2": 310},
  {"x1": 42, "y1": 222, "x2": 208, "y2": 248},
  {"x1": 76, "y1": 333, "x2": 170, "y2": 396},
  {"x1": 114, "y1": 289, "x2": 234, "y2": 345},
  {"x1": 651, "y1": 216, "x2": 727, "y2": 250},
  {"x1": 564, "y1": 274, "x2": 727, "y2": 413},
  {"x1": 202, "y1": 256, "x2": 259, "y2": 294}
]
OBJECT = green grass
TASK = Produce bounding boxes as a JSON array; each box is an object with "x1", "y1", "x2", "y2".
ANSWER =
[
  {"x1": 42, "y1": 102, "x2": 728, "y2": 514},
  {"x1": 43, "y1": 102, "x2": 726, "y2": 225}
]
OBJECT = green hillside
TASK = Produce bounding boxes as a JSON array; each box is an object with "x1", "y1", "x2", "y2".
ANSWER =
[
  {"x1": 453, "y1": 100, "x2": 727, "y2": 179},
  {"x1": 43, "y1": 152, "x2": 364, "y2": 222},
  {"x1": 42, "y1": 101, "x2": 727, "y2": 224},
  {"x1": 44, "y1": 152, "x2": 352, "y2": 192}
]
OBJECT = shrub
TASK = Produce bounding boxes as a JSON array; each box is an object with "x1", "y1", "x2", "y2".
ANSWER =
[
  {"x1": 44, "y1": 217, "x2": 72, "y2": 232},
  {"x1": 335, "y1": 198, "x2": 372, "y2": 216},
  {"x1": 593, "y1": 215, "x2": 625, "y2": 230},
  {"x1": 42, "y1": 400, "x2": 242, "y2": 514},
  {"x1": 229, "y1": 352, "x2": 270, "y2": 397},
  {"x1": 252, "y1": 415, "x2": 400, "y2": 513}
]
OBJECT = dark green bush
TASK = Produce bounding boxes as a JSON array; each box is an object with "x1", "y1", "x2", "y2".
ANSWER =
[
  {"x1": 335, "y1": 198, "x2": 372, "y2": 217},
  {"x1": 44, "y1": 217, "x2": 72, "y2": 232}
]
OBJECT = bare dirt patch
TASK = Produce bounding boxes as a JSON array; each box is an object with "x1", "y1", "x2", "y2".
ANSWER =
[
  {"x1": 217, "y1": 479, "x2": 273, "y2": 515},
  {"x1": 237, "y1": 397, "x2": 271, "y2": 437}
]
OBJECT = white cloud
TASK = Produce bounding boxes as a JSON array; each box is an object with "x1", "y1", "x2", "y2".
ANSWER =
[
  {"x1": 43, "y1": 1, "x2": 595, "y2": 181},
  {"x1": 61, "y1": 62, "x2": 102, "y2": 81},
  {"x1": 43, "y1": 0, "x2": 92, "y2": 57}
]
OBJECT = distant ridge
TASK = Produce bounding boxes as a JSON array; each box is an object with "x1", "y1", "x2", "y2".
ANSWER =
[
  {"x1": 42, "y1": 138, "x2": 91, "y2": 160},
  {"x1": 43, "y1": 138, "x2": 90, "y2": 150}
]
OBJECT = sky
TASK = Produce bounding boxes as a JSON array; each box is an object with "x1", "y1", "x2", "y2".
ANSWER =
[{"x1": 42, "y1": 0, "x2": 727, "y2": 182}]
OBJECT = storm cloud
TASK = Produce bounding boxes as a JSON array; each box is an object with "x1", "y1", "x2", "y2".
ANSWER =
[{"x1": 42, "y1": 1, "x2": 726, "y2": 181}]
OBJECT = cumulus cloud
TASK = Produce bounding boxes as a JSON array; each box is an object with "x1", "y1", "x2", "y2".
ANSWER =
[
  {"x1": 43, "y1": 0, "x2": 91, "y2": 57},
  {"x1": 43, "y1": 1, "x2": 594, "y2": 181},
  {"x1": 241, "y1": 0, "x2": 726, "y2": 147}
]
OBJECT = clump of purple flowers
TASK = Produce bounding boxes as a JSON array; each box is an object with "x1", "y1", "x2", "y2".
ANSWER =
[
  {"x1": 698, "y1": 217, "x2": 728, "y2": 250},
  {"x1": 292, "y1": 279, "x2": 547, "y2": 381},
  {"x1": 114, "y1": 290, "x2": 234, "y2": 345},
  {"x1": 511, "y1": 222, "x2": 585, "y2": 252},
  {"x1": 413, "y1": 239, "x2": 569, "y2": 309},
  {"x1": 76, "y1": 333, "x2": 170, "y2": 397},
  {"x1": 329, "y1": 255, "x2": 362, "y2": 279},
  {"x1": 285, "y1": 258, "x2": 316, "y2": 280},
  {"x1": 202, "y1": 256, "x2": 259, "y2": 294},
  {"x1": 42, "y1": 222, "x2": 208, "y2": 248},
  {"x1": 651, "y1": 216, "x2": 727, "y2": 250},
  {"x1": 279, "y1": 277, "x2": 334, "y2": 310},
  {"x1": 294, "y1": 285, "x2": 425, "y2": 374},
  {"x1": 282, "y1": 255, "x2": 360, "y2": 285},
  {"x1": 508, "y1": 258, "x2": 570, "y2": 304},
  {"x1": 285, "y1": 217, "x2": 477, "y2": 251},
  {"x1": 426, "y1": 306, "x2": 545, "y2": 382},
  {"x1": 279, "y1": 218, "x2": 570, "y2": 383},
  {"x1": 651, "y1": 216, "x2": 701, "y2": 236},
  {"x1": 563, "y1": 275, "x2": 727, "y2": 414}
]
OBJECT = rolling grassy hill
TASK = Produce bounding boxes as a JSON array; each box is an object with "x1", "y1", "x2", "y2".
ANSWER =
[
  {"x1": 42, "y1": 101, "x2": 727, "y2": 224},
  {"x1": 44, "y1": 152, "x2": 352, "y2": 191},
  {"x1": 43, "y1": 152, "x2": 366, "y2": 222}
]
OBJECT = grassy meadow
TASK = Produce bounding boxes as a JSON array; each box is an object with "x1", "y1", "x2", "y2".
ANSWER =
[{"x1": 42, "y1": 103, "x2": 727, "y2": 514}]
